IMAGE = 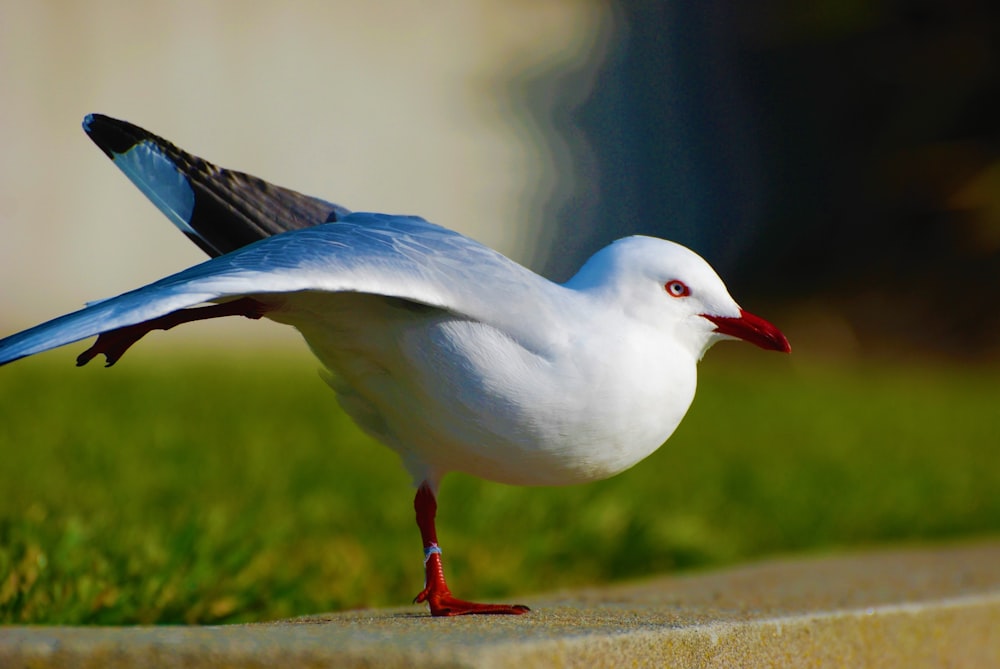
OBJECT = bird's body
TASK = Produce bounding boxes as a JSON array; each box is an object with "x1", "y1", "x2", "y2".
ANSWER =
[
  {"x1": 277, "y1": 272, "x2": 697, "y2": 488},
  {"x1": 0, "y1": 115, "x2": 790, "y2": 616}
]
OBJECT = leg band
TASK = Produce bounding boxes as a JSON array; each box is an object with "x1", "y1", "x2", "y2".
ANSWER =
[{"x1": 423, "y1": 544, "x2": 442, "y2": 565}]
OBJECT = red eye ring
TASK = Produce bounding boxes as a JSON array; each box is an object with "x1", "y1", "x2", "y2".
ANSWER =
[{"x1": 665, "y1": 280, "x2": 690, "y2": 297}]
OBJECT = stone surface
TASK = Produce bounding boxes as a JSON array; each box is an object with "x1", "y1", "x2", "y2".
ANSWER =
[{"x1": 2, "y1": 541, "x2": 999, "y2": 668}]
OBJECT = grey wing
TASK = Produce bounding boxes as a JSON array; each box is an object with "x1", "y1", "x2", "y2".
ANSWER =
[
  {"x1": 0, "y1": 214, "x2": 562, "y2": 366},
  {"x1": 83, "y1": 114, "x2": 350, "y2": 257}
]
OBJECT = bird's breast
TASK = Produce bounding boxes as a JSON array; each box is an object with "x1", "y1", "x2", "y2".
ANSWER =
[
  {"x1": 278, "y1": 293, "x2": 699, "y2": 487},
  {"x1": 389, "y1": 318, "x2": 699, "y2": 486}
]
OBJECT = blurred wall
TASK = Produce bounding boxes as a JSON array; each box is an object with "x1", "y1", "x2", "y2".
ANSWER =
[{"x1": 0, "y1": 1, "x2": 608, "y2": 338}]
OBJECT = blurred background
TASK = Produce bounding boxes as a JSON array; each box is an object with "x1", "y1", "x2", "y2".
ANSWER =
[
  {"x1": 2, "y1": 1, "x2": 1000, "y2": 624},
  {"x1": 3, "y1": 1, "x2": 998, "y2": 361},
  {"x1": 0, "y1": 1, "x2": 603, "y2": 344}
]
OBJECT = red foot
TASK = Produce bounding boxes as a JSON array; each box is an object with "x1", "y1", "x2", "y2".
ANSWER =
[
  {"x1": 414, "y1": 582, "x2": 529, "y2": 617},
  {"x1": 77, "y1": 297, "x2": 267, "y2": 367}
]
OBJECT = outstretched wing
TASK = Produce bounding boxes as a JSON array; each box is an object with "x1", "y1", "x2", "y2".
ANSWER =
[
  {"x1": 0, "y1": 214, "x2": 564, "y2": 367},
  {"x1": 83, "y1": 113, "x2": 350, "y2": 256}
]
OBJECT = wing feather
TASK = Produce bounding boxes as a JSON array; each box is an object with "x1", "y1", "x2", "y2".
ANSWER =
[
  {"x1": 0, "y1": 215, "x2": 566, "y2": 366},
  {"x1": 83, "y1": 114, "x2": 350, "y2": 256}
]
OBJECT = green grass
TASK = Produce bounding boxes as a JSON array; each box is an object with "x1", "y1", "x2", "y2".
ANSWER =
[{"x1": 1, "y1": 345, "x2": 998, "y2": 624}]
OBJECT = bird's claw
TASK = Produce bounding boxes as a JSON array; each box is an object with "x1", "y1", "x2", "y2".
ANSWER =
[
  {"x1": 76, "y1": 326, "x2": 147, "y2": 367},
  {"x1": 414, "y1": 587, "x2": 529, "y2": 616}
]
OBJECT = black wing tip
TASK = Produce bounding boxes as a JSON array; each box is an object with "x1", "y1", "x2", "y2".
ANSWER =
[
  {"x1": 83, "y1": 113, "x2": 156, "y2": 160},
  {"x1": 81, "y1": 113, "x2": 354, "y2": 252}
]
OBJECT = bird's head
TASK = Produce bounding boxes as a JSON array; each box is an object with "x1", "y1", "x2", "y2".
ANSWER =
[{"x1": 566, "y1": 236, "x2": 790, "y2": 359}]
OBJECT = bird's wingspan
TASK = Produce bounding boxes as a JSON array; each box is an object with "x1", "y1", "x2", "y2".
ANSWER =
[
  {"x1": 0, "y1": 214, "x2": 563, "y2": 367},
  {"x1": 83, "y1": 113, "x2": 350, "y2": 257}
]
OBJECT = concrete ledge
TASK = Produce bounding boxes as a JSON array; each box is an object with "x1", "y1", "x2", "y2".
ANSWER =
[{"x1": 3, "y1": 541, "x2": 998, "y2": 668}]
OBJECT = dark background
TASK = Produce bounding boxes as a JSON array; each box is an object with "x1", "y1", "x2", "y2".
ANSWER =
[{"x1": 519, "y1": 1, "x2": 1000, "y2": 359}]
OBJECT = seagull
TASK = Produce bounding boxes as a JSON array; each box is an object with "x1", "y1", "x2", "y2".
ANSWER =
[{"x1": 0, "y1": 115, "x2": 790, "y2": 616}]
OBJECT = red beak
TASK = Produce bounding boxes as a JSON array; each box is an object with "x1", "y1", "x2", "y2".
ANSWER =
[{"x1": 702, "y1": 309, "x2": 791, "y2": 353}]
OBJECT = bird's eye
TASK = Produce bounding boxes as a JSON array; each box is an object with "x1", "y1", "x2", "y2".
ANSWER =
[{"x1": 665, "y1": 280, "x2": 690, "y2": 297}]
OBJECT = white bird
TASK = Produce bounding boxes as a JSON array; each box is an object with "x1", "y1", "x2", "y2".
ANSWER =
[{"x1": 0, "y1": 115, "x2": 790, "y2": 616}]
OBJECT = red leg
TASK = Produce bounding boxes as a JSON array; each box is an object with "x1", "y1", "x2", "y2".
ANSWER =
[
  {"x1": 76, "y1": 297, "x2": 269, "y2": 367},
  {"x1": 412, "y1": 482, "x2": 529, "y2": 616}
]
